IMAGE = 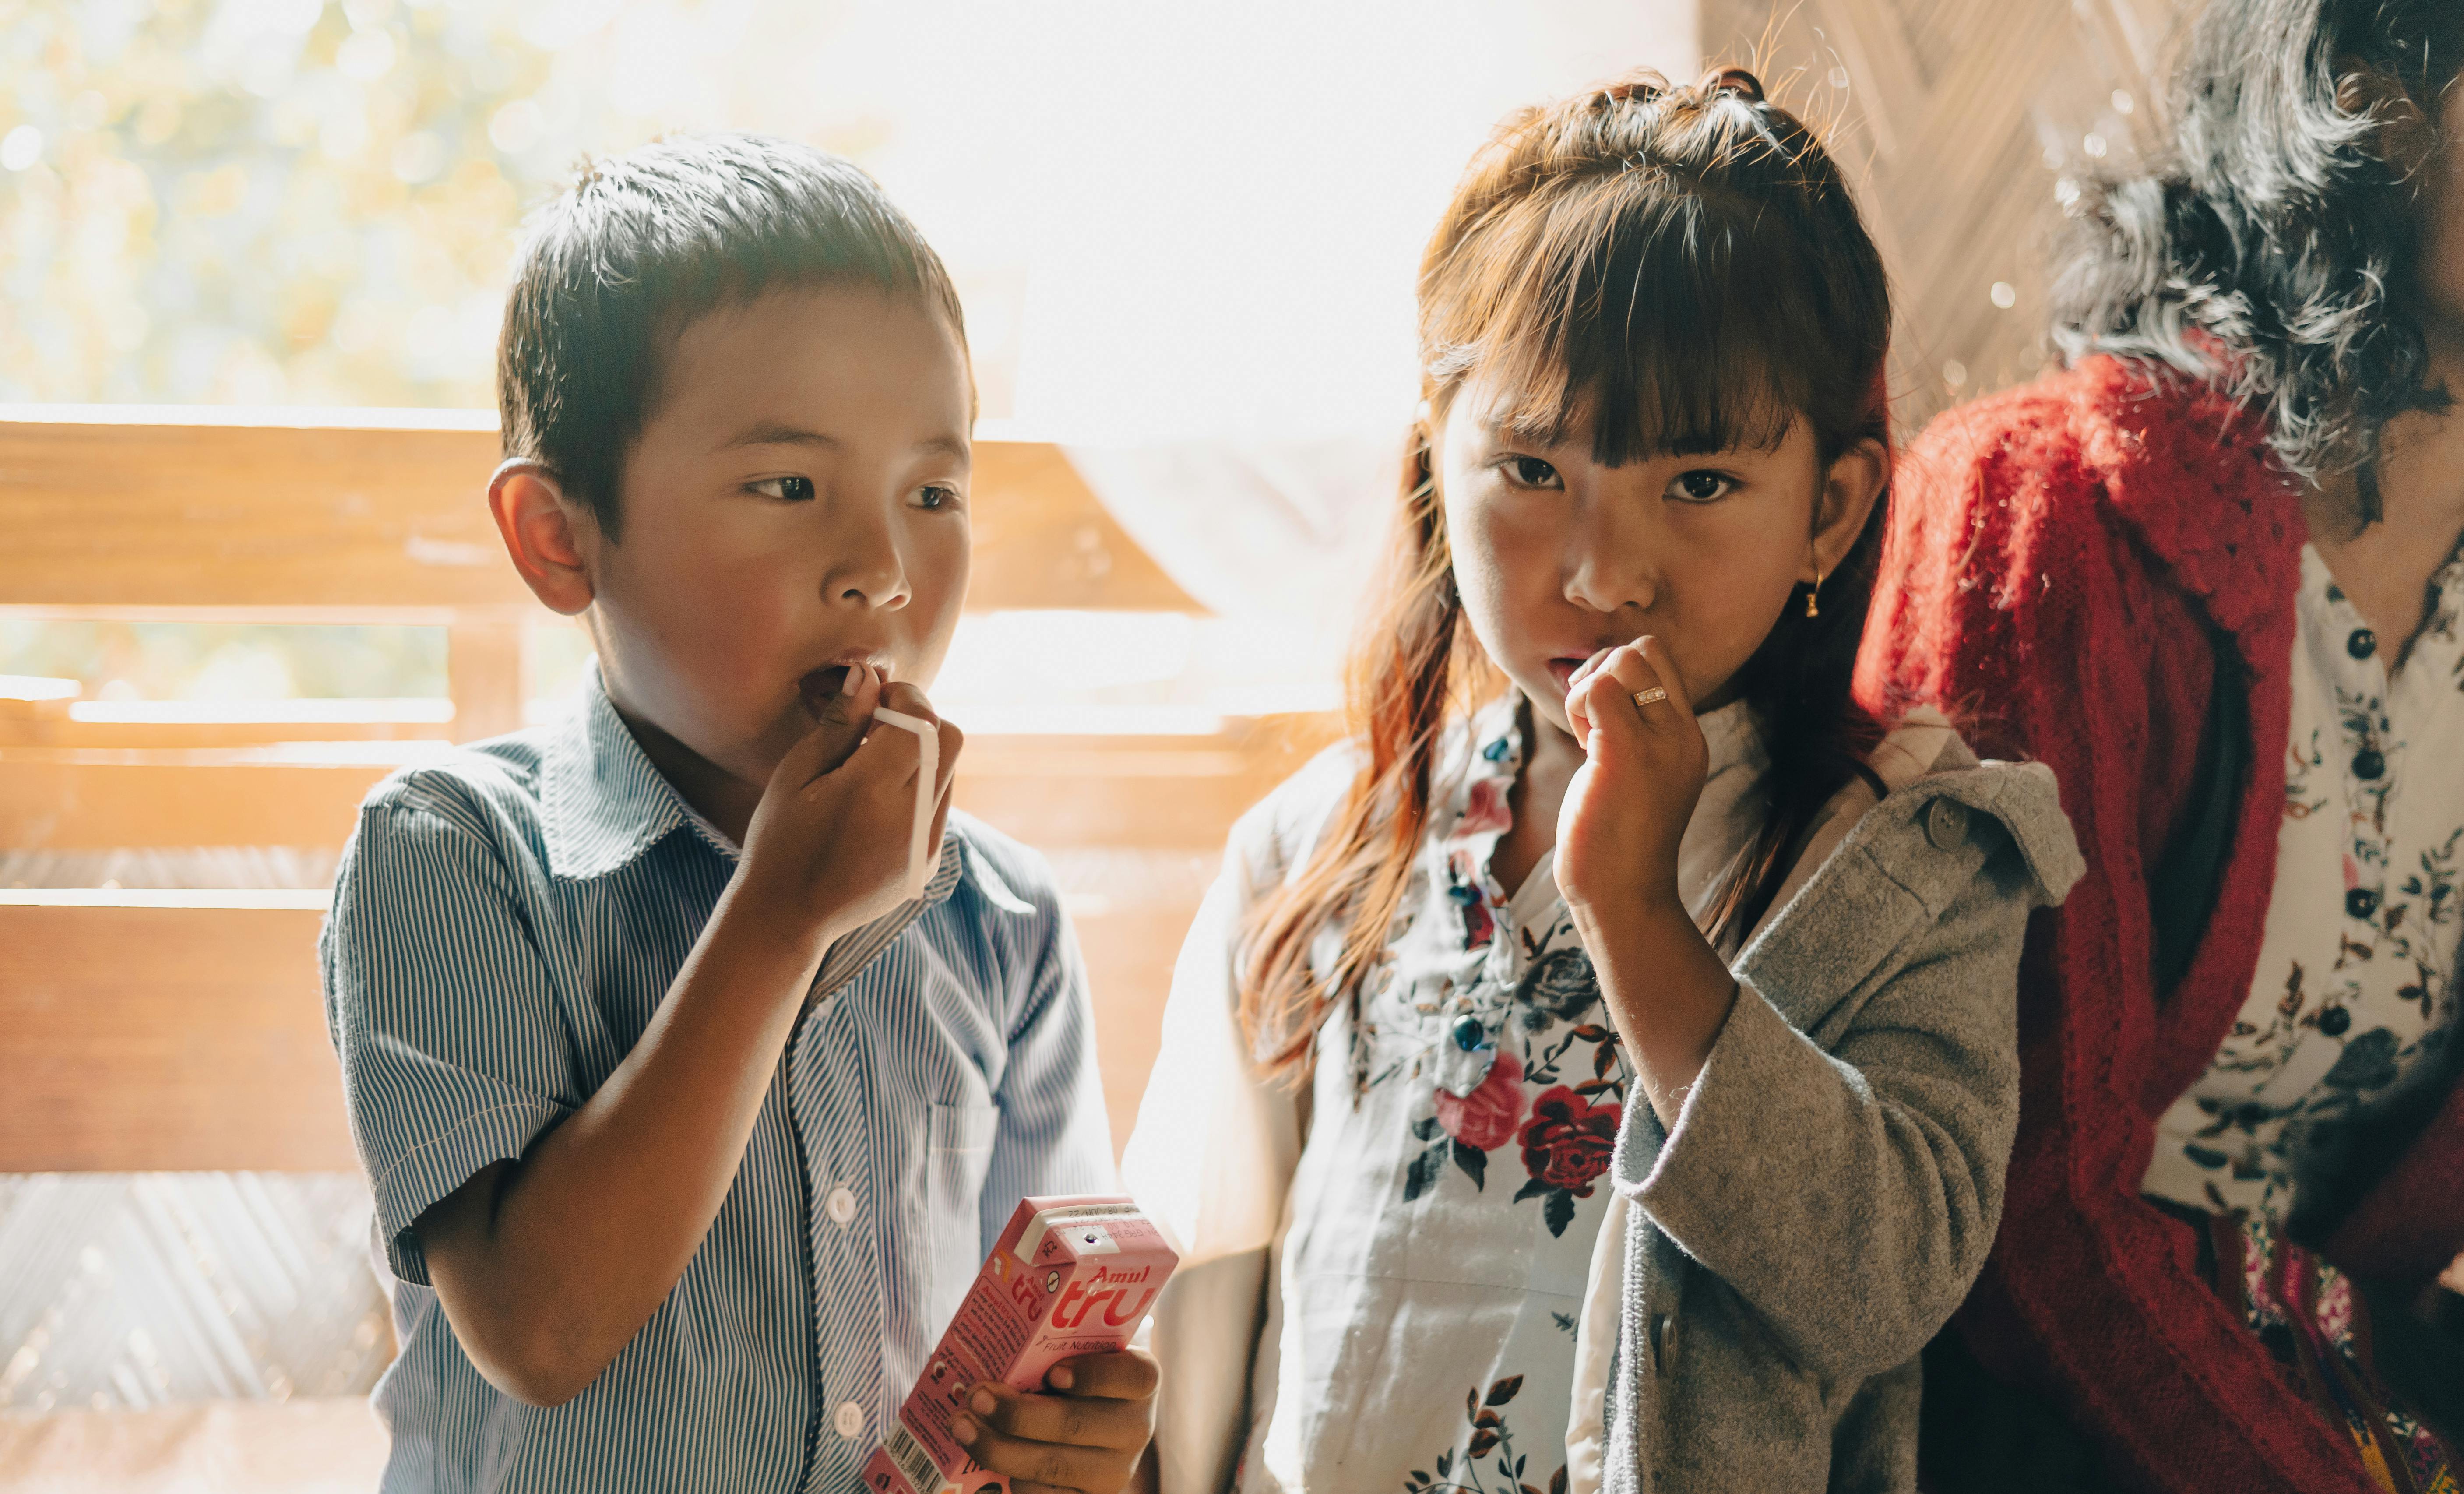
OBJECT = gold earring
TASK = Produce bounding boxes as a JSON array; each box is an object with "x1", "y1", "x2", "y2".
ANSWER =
[{"x1": 1806, "y1": 565, "x2": 1823, "y2": 618}]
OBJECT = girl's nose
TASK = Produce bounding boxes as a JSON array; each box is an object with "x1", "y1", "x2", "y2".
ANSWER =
[{"x1": 1562, "y1": 502, "x2": 1658, "y2": 616}]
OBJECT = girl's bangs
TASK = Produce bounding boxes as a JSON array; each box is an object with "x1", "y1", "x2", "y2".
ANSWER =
[{"x1": 1451, "y1": 179, "x2": 1813, "y2": 467}]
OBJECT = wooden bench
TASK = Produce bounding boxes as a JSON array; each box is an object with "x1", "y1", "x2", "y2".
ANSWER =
[{"x1": 0, "y1": 408, "x2": 1335, "y2": 1173}]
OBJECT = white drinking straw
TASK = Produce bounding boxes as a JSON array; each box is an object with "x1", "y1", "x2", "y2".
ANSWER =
[{"x1": 869, "y1": 708, "x2": 940, "y2": 900}]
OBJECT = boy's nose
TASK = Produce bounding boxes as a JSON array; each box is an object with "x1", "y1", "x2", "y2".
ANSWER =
[{"x1": 822, "y1": 516, "x2": 910, "y2": 609}]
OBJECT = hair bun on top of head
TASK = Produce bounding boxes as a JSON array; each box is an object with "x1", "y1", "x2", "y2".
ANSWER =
[
  {"x1": 1698, "y1": 66, "x2": 1767, "y2": 102},
  {"x1": 1594, "y1": 66, "x2": 1767, "y2": 110},
  {"x1": 1594, "y1": 71, "x2": 1669, "y2": 107}
]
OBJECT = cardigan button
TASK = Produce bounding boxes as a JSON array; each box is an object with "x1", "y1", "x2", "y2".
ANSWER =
[
  {"x1": 2347, "y1": 627, "x2": 2377, "y2": 660},
  {"x1": 2319, "y1": 1006, "x2": 2353, "y2": 1037},
  {"x1": 2352, "y1": 748, "x2": 2386, "y2": 781},
  {"x1": 1451, "y1": 1015, "x2": 1488, "y2": 1052},
  {"x1": 1923, "y1": 797, "x2": 1971, "y2": 850},
  {"x1": 1650, "y1": 1312, "x2": 1676, "y2": 1371},
  {"x1": 2345, "y1": 886, "x2": 2380, "y2": 921}
]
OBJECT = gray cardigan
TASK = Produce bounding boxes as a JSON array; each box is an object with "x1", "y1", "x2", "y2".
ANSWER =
[
  {"x1": 1122, "y1": 717, "x2": 2083, "y2": 1494},
  {"x1": 1591, "y1": 742, "x2": 2083, "y2": 1493}
]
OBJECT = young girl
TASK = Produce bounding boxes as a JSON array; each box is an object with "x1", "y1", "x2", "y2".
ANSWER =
[{"x1": 1123, "y1": 69, "x2": 2081, "y2": 1493}]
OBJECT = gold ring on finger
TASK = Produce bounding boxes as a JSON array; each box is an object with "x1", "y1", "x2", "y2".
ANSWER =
[{"x1": 1632, "y1": 687, "x2": 1669, "y2": 708}]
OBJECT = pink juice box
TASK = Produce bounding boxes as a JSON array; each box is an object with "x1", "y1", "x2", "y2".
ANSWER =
[{"x1": 861, "y1": 1194, "x2": 1177, "y2": 1494}]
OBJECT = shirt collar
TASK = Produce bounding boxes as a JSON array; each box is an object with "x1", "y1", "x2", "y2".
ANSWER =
[
  {"x1": 540, "y1": 663, "x2": 708, "y2": 881},
  {"x1": 539, "y1": 663, "x2": 1030, "y2": 913}
]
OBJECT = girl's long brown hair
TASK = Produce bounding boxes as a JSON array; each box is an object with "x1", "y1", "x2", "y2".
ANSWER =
[{"x1": 1236, "y1": 67, "x2": 1898, "y2": 1081}]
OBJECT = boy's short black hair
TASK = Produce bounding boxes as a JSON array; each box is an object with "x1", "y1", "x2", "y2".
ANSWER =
[{"x1": 498, "y1": 133, "x2": 967, "y2": 539}]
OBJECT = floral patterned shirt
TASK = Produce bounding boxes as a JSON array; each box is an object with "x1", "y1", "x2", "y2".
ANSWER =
[
  {"x1": 2144, "y1": 542, "x2": 2464, "y2": 1225},
  {"x1": 1237, "y1": 694, "x2": 1767, "y2": 1494}
]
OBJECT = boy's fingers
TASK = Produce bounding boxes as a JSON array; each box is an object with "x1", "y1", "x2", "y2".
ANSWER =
[
  {"x1": 1046, "y1": 1349, "x2": 1160, "y2": 1402},
  {"x1": 878, "y1": 679, "x2": 939, "y2": 728},
  {"x1": 830, "y1": 704, "x2": 922, "y2": 793},
  {"x1": 949, "y1": 1413, "x2": 1121, "y2": 1487},
  {"x1": 935, "y1": 717, "x2": 966, "y2": 799},
  {"x1": 778, "y1": 665, "x2": 884, "y2": 787},
  {"x1": 967, "y1": 1382, "x2": 1146, "y2": 1449},
  {"x1": 922, "y1": 774, "x2": 957, "y2": 875}
]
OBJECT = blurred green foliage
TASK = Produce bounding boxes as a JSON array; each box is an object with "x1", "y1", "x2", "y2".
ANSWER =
[
  {"x1": 0, "y1": 0, "x2": 1038, "y2": 702},
  {"x1": 0, "y1": 0, "x2": 570, "y2": 406},
  {"x1": 0, "y1": 620, "x2": 446, "y2": 700},
  {"x1": 0, "y1": 0, "x2": 901, "y2": 698}
]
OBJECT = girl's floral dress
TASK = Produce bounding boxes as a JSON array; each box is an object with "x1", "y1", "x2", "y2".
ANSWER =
[{"x1": 1231, "y1": 694, "x2": 1767, "y2": 1493}]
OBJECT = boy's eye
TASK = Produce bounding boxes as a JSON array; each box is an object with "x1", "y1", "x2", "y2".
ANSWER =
[
  {"x1": 750, "y1": 476, "x2": 815, "y2": 502},
  {"x1": 916, "y1": 483, "x2": 962, "y2": 512},
  {"x1": 1666, "y1": 470, "x2": 1735, "y2": 504},
  {"x1": 1502, "y1": 455, "x2": 1563, "y2": 490}
]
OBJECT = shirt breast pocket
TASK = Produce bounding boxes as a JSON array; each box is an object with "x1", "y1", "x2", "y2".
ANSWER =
[{"x1": 924, "y1": 1099, "x2": 1001, "y2": 1332}]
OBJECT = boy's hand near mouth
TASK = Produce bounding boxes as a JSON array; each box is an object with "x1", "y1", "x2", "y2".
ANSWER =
[{"x1": 737, "y1": 662, "x2": 964, "y2": 962}]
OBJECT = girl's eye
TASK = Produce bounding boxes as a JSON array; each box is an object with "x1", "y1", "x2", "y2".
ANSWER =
[
  {"x1": 917, "y1": 483, "x2": 962, "y2": 512},
  {"x1": 1666, "y1": 470, "x2": 1735, "y2": 504},
  {"x1": 1503, "y1": 455, "x2": 1563, "y2": 490},
  {"x1": 750, "y1": 476, "x2": 814, "y2": 502}
]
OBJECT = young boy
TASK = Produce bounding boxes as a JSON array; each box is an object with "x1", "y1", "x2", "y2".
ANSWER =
[{"x1": 320, "y1": 134, "x2": 1155, "y2": 1493}]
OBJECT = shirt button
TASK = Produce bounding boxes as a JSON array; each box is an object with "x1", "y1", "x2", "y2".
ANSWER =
[
  {"x1": 2348, "y1": 627, "x2": 2377, "y2": 660},
  {"x1": 834, "y1": 1400, "x2": 864, "y2": 1439},
  {"x1": 2353, "y1": 748, "x2": 2386, "y2": 780},
  {"x1": 2319, "y1": 1006, "x2": 2353, "y2": 1037},
  {"x1": 2346, "y1": 887, "x2": 2381, "y2": 921},
  {"x1": 827, "y1": 1187, "x2": 858, "y2": 1226}
]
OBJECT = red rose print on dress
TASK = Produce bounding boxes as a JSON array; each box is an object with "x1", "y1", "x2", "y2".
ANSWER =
[
  {"x1": 1458, "y1": 777, "x2": 1513, "y2": 837},
  {"x1": 1433, "y1": 1050, "x2": 1524, "y2": 1150},
  {"x1": 1406, "y1": 1050, "x2": 1527, "y2": 1200},
  {"x1": 1521, "y1": 1087, "x2": 1617, "y2": 1192},
  {"x1": 1513, "y1": 1087, "x2": 1622, "y2": 1236}
]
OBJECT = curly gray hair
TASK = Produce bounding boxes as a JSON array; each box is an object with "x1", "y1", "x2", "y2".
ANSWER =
[{"x1": 2051, "y1": 0, "x2": 2464, "y2": 519}]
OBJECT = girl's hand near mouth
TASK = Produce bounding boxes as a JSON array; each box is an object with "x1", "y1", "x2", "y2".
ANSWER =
[
  {"x1": 1555, "y1": 636, "x2": 1739, "y2": 1129},
  {"x1": 1556, "y1": 637, "x2": 1709, "y2": 918}
]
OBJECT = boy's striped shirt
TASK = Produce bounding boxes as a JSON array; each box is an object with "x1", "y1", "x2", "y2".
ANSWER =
[{"x1": 320, "y1": 667, "x2": 1112, "y2": 1492}]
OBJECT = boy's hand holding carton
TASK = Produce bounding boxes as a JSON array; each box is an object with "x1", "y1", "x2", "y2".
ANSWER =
[{"x1": 866, "y1": 1197, "x2": 1175, "y2": 1494}]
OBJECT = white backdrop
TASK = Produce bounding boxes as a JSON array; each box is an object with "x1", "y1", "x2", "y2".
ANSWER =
[
  {"x1": 1008, "y1": 1, "x2": 1699, "y2": 696},
  {"x1": 1009, "y1": 0, "x2": 1697, "y2": 443}
]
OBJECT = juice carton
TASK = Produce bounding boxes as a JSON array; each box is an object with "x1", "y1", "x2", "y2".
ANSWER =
[{"x1": 861, "y1": 1195, "x2": 1177, "y2": 1494}]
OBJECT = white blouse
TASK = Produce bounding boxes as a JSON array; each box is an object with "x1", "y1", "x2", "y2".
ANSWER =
[
  {"x1": 2144, "y1": 542, "x2": 2464, "y2": 1224},
  {"x1": 1128, "y1": 692, "x2": 1768, "y2": 1494}
]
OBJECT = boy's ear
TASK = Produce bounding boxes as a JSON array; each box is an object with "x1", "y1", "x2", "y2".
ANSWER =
[
  {"x1": 1810, "y1": 437, "x2": 1889, "y2": 582},
  {"x1": 488, "y1": 459, "x2": 599, "y2": 616}
]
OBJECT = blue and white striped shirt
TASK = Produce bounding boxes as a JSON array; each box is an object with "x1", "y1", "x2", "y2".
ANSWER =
[{"x1": 320, "y1": 669, "x2": 1114, "y2": 1493}]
